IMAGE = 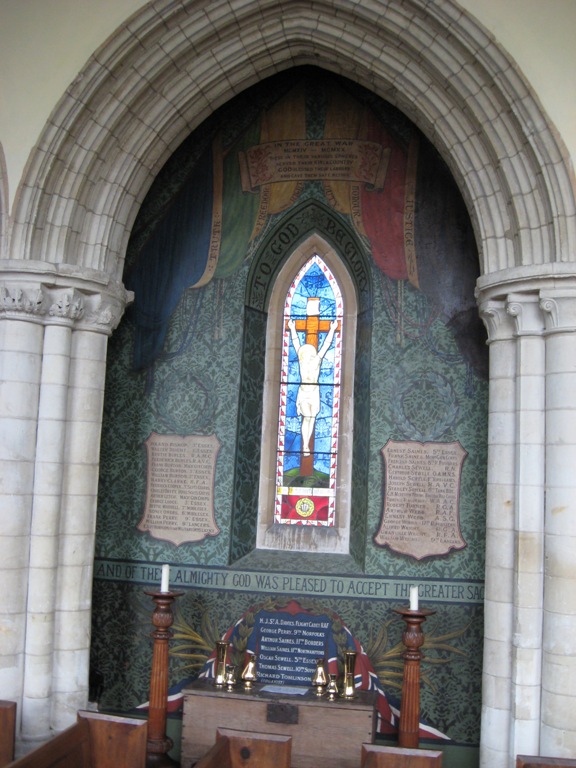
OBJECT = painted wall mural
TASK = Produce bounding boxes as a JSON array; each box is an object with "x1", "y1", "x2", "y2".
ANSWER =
[{"x1": 91, "y1": 67, "x2": 488, "y2": 768}]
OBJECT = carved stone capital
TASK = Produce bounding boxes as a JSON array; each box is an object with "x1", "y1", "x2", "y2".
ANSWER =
[
  {"x1": 0, "y1": 284, "x2": 45, "y2": 317},
  {"x1": 48, "y1": 288, "x2": 85, "y2": 321},
  {"x1": 539, "y1": 290, "x2": 576, "y2": 334},
  {"x1": 478, "y1": 299, "x2": 517, "y2": 343},
  {"x1": 506, "y1": 293, "x2": 545, "y2": 336},
  {"x1": 477, "y1": 271, "x2": 576, "y2": 341},
  {"x1": 0, "y1": 262, "x2": 133, "y2": 334}
]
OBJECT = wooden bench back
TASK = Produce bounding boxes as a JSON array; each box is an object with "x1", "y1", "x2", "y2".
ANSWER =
[
  {"x1": 77, "y1": 712, "x2": 147, "y2": 768},
  {"x1": 0, "y1": 701, "x2": 17, "y2": 768},
  {"x1": 517, "y1": 758, "x2": 576, "y2": 767},
  {"x1": 194, "y1": 728, "x2": 292, "y2": 768},
  {"x1": 361, "y1": 744, "x2": 443, "y2": 767},
  {"x1": 3, "y1": 711, "x2": 147, "y2": 768},
  {"x1": 6, "y1": 719, "x2": 91, "y2": 768}
]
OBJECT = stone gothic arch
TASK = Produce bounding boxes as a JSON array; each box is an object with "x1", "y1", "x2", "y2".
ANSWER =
[
  {"x1": 2, "y1": 1, "x2": 576, "y2": 766},
  {"x1": 6, "y1": 0, "x2": 576, "y2": 279}
]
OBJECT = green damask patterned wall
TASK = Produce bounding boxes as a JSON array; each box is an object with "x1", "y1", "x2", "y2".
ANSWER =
[{"x1": 91, "y1": 68, "x2": 487, "y2": 768}]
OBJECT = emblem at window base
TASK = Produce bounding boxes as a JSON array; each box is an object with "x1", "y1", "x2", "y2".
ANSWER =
[{"x1": 295, "y1": 497, "x2": 315, "y2": 518}]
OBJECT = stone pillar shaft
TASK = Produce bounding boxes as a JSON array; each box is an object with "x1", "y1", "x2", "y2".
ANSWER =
[
  {"x1": 51, "y1": 327, "x2": 108, "y2": 731},
  {"x1": 540, "y1": 291, "x2": 576, "y2": 757},
  {"x1": 23, "y1": 323, "x2": 73, "y2": 743},
  {"x1": 479, "y1": 299, "x2": 517, "y2": 768},
  {"x1": 0, "y1": 266, "x2": 130, "y2": 747},
  {"x1": 0, "y1": 315, "x2": 44, "y2": 710},
  {"x1": 507, "y1": 294, "x2": 546, "y2": 758},
  {"x1": 480, "y1": 281, "x2": 576, "y2": 766}
]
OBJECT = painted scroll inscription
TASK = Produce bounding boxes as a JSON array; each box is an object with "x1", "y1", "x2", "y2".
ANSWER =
[
  {"x1": 138, "y1": 432, "x2": 221, "y2": 546},
  {"x1": 239, "y1": 139, "x2": 390, "y2": 190},
  {"x1": 375, "y1": 440, "x2": 467, "y2": 560}
]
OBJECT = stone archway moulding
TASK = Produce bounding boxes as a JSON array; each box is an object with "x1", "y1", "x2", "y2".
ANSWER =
[{"x1": 5, "y1": 0, "x2": 576, "y2": 287}]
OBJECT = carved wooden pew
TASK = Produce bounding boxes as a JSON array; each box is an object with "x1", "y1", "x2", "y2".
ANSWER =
[
  {"x1": 4, "y1": 710, "x2": 147, "y2": 768},
  {"x1": 0, "y1": 701, "x2": 17, "y2": 767},
  {"x1": 517, "y1": 758, "x2": 576, "y2": 767},
  {"x1": 361, "y1": 744, "x2": 443, "y2": 767},
  {"x1": 193, "y1": 728, "x2": 292, "y2": 768}
]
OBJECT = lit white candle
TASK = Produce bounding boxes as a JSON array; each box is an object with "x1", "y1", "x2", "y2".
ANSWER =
[
  {"x1": 409, "y1": 585, "x2": 419, "y2": 611},
  {"x1": 160, "y1": 564, "x2": 170, "y2": 593}
]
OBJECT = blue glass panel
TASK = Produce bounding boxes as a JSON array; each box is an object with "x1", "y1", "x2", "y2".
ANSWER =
[
  {"x1": 275, "y1": 254, "x2": 343, "y2": 521},
  {"x1": 292, "y1": 263, "x2": 336, "y2": 315}
]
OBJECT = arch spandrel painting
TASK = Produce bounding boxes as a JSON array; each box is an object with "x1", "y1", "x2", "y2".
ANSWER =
[{"x1": 275, "y1": 255, "x2": 343, "y2": 526}]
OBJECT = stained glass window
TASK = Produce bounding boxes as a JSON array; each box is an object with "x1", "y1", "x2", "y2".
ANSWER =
[{"x1": 274, "y1": 254, "x2": 343, "y2": 526}]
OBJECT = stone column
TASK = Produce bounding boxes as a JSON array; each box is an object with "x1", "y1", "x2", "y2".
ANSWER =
[
  {"x1": 0, "y1": 264, "x2": 131, "y2": 748},
  {"x1": 479, "y1": 277, "x2": 576, "y2": 765},
  {"x1": 22, "y1": 320, "x2": 73, "y2": 745},
  {"x1": 539, "y1": 289, "x2": 576, "y2": 757},
  {"x1": 506, "y1": 294, "x2": 546, "y2": 758},
  {"x1": 478, "y1": 298, "x2": 518, "y2": 768},
  {"x1": 0, "y1": 289, "x2": 45, "y2": 714},
  {"x1": 51, "y1": 323, "x2": 109, "y2": 730}
]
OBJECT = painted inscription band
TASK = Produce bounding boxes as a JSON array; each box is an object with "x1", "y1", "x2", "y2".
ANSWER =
[
  {"x1": 239, "y1": 139, "x2": 389, "y2": 190},
  {"x1": 94, "y1": 558, "x2": 485, "y2": 603},
  {"x1": 246, "y1": 201, "x2": 372, "y2": 313}
]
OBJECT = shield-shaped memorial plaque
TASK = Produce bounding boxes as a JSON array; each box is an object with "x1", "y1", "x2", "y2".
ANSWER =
[
  {"x1": 374, "y1": 440, "x2": 467, "y2": 560},
  {"x1": 137, "y1": 432, "x2": 221, "y2": 546}
]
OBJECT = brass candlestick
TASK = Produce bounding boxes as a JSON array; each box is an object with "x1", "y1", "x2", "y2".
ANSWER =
[
  {"x1": 341, "y1": 650, "x2": 357, "y2": 698},
  {"x1": 241, "y1": 655, "x2": 257, "y2": 689},
  {"x1": 394, "y1": 606, "x2": 435, "y2": 748},
  {"x1": 326, "y1": 673, "x2": 339, "y2": 700},
  {"x1": 312, "y1": 658, "x2": 328, "y2": 695},
  {"x1": 144, "y1": 589, "x2": 183, "y2": 767},
  {"x1": 214, "y1": 641, "x2": 229, "y2": 686},
  {"x1": 224, "y1": 664, "x2": 237, "y2": 690}
]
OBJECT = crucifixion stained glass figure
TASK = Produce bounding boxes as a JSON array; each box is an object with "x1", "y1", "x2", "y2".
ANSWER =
[
  {"x1": 274, "y1": 254, "x2": 343, "y2": 527},
  {"x1": 288, "y1": 311, "x2": 338, "y2": 458}
]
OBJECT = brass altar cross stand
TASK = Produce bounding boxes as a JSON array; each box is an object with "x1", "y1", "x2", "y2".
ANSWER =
[
  {"x1": 144, "y1": 588, "x2": 183, "y2": 767},
  {"x1": 394, "y1": 605, "x2": 435, "y2": 748}
]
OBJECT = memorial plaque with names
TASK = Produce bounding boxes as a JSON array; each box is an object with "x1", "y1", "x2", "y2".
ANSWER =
[
  {"x1": 248, "y1": 611, "x2": 332, "y2": 687},
  {"x1": 137, "y1": 432, "x2": 221, "y2": 546},
  {"x1": 374, "y1": 440, "x2": 467, "y2": 559}
]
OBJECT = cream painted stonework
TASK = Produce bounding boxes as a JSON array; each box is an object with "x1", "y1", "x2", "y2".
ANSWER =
[{"x1": 0, "y1": 2, "x2": 575, "y2": 766}]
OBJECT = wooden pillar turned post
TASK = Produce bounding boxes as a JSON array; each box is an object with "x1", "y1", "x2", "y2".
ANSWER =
[
  {"x1": 145, "y1": 590, "x2": 182, "y2": 767},
  {"x1": 394, "y1": 606, "x2": 435, "y2": 749}
]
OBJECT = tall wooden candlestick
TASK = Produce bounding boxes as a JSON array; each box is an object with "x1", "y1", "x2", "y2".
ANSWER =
[
  {"x1": 145, "y1": 589, "x2": 183, "y2": 767},
  {"x1": 394, "y1": 605, "x2": 435, "y2": 749}
]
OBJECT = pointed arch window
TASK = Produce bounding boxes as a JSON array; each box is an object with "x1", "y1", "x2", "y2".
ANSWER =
[
  {"x1": 275, "y1": 255, "x2": 343, "y2": 526},
  {"x1": 254, "y1": 233, "x2": 361, "y2": 557},
  {"x1": 231, "y1": 208, "x2": 373, "y2": 564}
]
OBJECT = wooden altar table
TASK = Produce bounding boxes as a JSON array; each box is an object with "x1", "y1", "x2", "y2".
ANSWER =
[{"x1": 181, "y1": 680, "x2": 377, "y2": 768}]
